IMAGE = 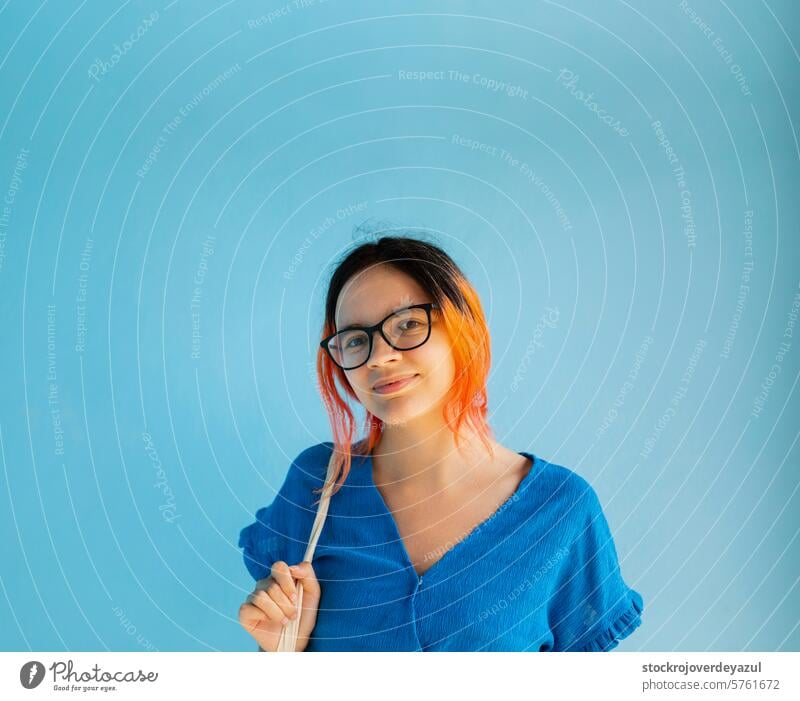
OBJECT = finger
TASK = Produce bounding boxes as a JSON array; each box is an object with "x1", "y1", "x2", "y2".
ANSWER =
[
  {"x1": 245, "y1": 579, "x2": 274, "y2": 605},
  {"x1": 239, "y1": 603, "x2": 272, "y2": 634},
  {"x1": 250, "y1": 589, "x2": 292, "y2": 625},
  {"x1": 266, "y1": 579, "x2": 297, "y2": 619},
  {"x1": 290, "y1": 569, "x2": 321, "y2": 650},
  {"x1": 239, "y1": 602, "x2": 282, "y2": 636},
  {"x1": 245, "y1": 580, "x2": 270, "y2": 603},
  {"x1": 270, "y1": 561, "x2": 298, "y2": 603},
  {"x1": 289, "y1": 561, "x2": 320, "y2": 598},
  {"x1": 253, "y1": 576, "x2": 273, "y2": 593}
]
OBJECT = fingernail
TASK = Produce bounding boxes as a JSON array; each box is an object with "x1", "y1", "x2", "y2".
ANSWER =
[
  {"x1": 290, "y1": 592, "x2": 297, "y2": 602},
  {"x1": 281, "y1": 617, "x2": 289, "y2": 626},
  {"x1": 288, "y1": 565, "x2": 299, "y2": 572}
]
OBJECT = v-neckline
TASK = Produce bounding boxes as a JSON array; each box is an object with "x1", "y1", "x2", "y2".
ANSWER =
[{"x1": 364, "y1": 450, "x2": 537, "y2": 582}]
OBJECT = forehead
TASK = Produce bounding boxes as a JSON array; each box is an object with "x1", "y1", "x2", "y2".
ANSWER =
[{"x1": 335, "y1": 264, "x2": 427, "y2": 326}]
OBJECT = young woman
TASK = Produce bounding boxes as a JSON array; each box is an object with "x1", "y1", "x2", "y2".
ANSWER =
[{"x1": 237, "y1": 234, "x2": 644, "y2": 651}]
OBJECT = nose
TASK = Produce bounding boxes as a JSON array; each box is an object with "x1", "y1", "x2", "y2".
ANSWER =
[{"x1": 367, "y1": 330, "x2": 401, "y2": 367}]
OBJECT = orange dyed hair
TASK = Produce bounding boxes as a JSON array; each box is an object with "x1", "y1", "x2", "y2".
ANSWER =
[{"x1": 313, "y1": 229, "x2": 495, "y2": 503}]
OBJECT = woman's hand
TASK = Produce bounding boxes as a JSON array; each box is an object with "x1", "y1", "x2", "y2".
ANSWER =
[{"x1": 238, "y1": 560, "x2": 321, "y2": 652}]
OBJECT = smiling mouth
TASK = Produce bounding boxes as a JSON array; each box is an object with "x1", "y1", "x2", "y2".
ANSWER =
[{"x1": 373, "y1": 374, "x2": 420, "y2": 394}]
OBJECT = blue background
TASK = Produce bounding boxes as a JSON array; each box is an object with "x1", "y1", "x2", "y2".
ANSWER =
[{"x1": 0, "y1": 0, "x2": 798, "y2": 651}]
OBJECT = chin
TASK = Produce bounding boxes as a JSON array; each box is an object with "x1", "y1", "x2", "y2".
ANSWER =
[
  {"x1": 370, "y1": 407, "x2": 411, "y2": 426},
  {"x1": 371, "y1": 400, "x2": 435, "y2": 428}
]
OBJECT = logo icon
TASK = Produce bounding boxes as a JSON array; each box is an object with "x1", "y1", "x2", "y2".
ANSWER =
[{"x1": 20, "y1": 661, "x2": 45, "y2": 689}]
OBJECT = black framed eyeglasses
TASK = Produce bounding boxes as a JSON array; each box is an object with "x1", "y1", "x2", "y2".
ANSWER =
[{"x1": 320, "y1": 302, "x2": 440, "y2": 370}]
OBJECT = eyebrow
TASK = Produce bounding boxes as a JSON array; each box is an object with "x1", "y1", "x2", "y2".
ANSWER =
[{"x1": 339, "y1": 303, "x2": 417, "y2": 330}]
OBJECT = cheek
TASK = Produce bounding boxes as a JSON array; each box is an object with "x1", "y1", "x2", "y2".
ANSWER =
[
  {"x1": 344, "y1": 369, "x2": 371, "y2": 396},
  {"x1": 414, "y1": 339, "x2": 455, "y2": 387},
  {"x1": 342, "y1": 335, "x2": 454, "y2": 405}
]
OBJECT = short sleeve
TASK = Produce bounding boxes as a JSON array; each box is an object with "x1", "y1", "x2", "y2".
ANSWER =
[
  {"x1": 548, "y1": 484, "x2": 644, "y2": 652},
  {"x1": 238, "y1": 501, "x2": 283, "y2": 581},
  {"x1": 237, "y1": 443, "x2": 329, "y2": 582}
]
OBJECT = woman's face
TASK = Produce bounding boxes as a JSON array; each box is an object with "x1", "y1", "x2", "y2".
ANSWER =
[{"x1": 334, "y1": 264, "x2": 455, "y2": 428}]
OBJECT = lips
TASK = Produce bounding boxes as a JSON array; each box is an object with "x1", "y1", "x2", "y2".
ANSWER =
[{"x1": 372, "y1": 373, "x2": 419, "y2": 393}]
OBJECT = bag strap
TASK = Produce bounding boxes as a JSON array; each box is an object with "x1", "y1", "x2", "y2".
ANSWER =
[{"x1": 276, "y1": 444, "x2": 343, "y2": 652}]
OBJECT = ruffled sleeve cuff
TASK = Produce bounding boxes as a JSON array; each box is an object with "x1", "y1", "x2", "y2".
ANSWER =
[
  {"x1": 567, "y1": 589, "x2": 644, "y2": 652},
  {"x1": 238, "y1": 505, "x2": 278, "y2": 582}
]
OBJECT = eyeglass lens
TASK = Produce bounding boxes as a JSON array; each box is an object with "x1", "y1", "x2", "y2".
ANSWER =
[{"x1": 327, "y1": 307, "x2": 430, "y2": 368}]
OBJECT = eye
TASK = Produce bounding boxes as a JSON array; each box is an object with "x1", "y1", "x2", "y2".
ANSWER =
[{"x1": 345, "y1": 336, "x2": 366, "y2": 348}]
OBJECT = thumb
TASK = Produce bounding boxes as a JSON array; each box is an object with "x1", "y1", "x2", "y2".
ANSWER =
[
  {"x1": 289, "y1": 561, "x2": 320, "y2": 597},
  {"x1": 288, "y1": 561, "x2": 321, "y2": 650}
]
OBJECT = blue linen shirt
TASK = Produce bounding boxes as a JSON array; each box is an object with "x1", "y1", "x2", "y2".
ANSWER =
[{"x1": 238, "y1": 441, "x2": 644, "y2": 651}]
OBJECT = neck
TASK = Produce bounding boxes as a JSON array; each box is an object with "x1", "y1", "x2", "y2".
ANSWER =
[{"x1": 371, "y1": 415, "x2": 498, "y2": 490}]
